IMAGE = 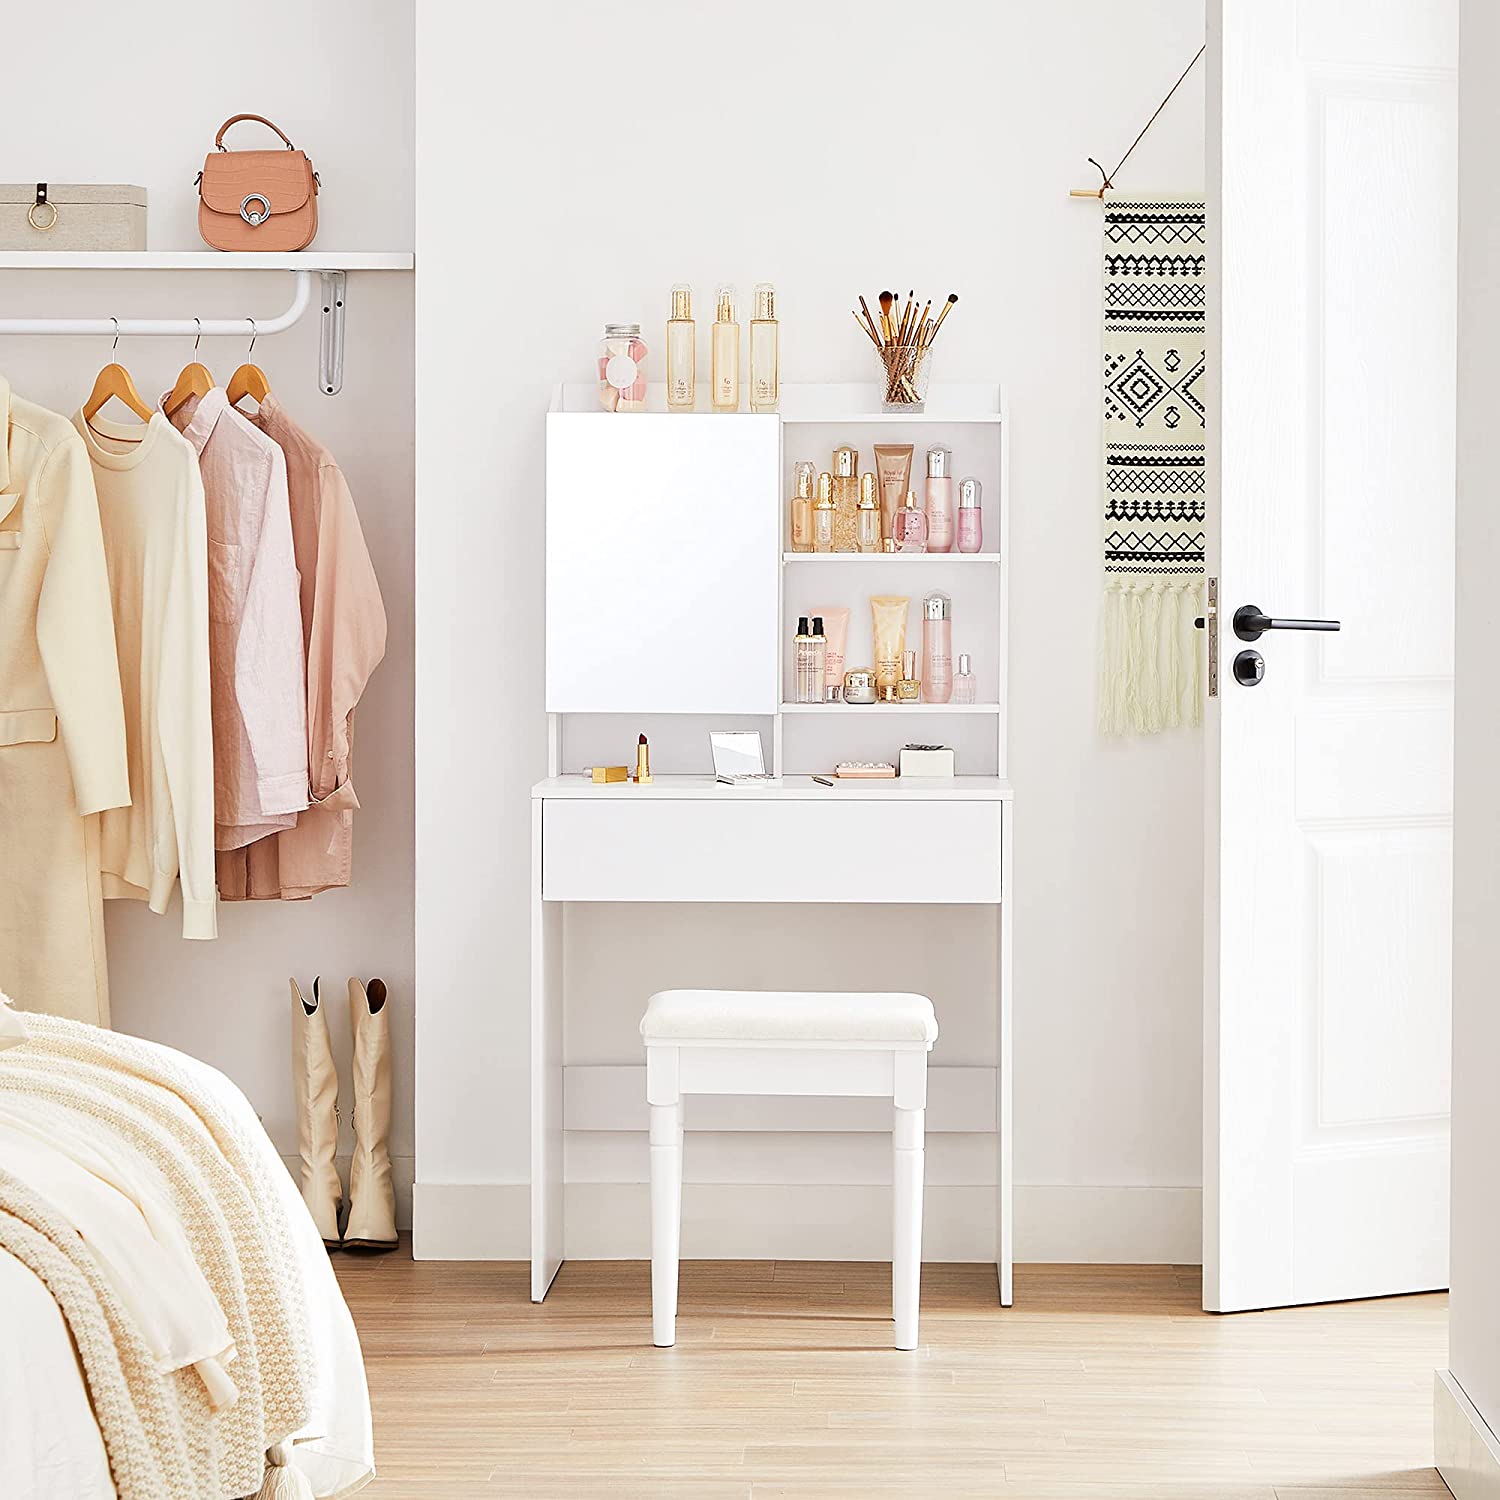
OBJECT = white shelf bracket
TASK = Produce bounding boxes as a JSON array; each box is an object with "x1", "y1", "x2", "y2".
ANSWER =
[{"x1": 319, "y1": 270, "x2": 347, "y2": 395}]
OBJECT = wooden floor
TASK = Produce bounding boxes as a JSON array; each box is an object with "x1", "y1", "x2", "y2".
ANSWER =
[{"x1": 333, "y1": 1249, "x2": 1450, "y2": 1500}]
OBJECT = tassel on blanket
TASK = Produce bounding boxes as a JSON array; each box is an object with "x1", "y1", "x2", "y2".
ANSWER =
[
  {"x1": 1099, "y1": 581, "x2": 1202, "y2": 735},
  {"x1": 254, "y1": 1444, "x2": 314, "y2": 1500}
]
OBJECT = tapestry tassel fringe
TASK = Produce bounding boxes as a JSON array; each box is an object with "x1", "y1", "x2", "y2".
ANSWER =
[{"x1": 1099, "y1": 581, "x2": 1202, "y2": 735}]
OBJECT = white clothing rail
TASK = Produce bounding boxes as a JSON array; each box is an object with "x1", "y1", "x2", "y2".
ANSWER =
[
  {"x1": 0, "y1": 268, "x2": 352, "y2": 394},
  {"x1": 0, "y1": 269, "x2": 312, "y2": 338}
]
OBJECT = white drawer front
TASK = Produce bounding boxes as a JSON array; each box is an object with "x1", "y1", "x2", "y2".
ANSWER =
[{"x1": 542, "y1": 799, "x2": 1003, "y2": 904}]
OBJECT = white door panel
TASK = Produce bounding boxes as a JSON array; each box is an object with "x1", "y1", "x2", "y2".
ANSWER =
[{"x1": 1206, "y1": 0, "x2": 1455, "y2": 1312}]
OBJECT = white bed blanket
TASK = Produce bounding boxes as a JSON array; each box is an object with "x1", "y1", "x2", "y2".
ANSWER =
[{"x1": 0, "y1": 1019, "x2": 373, "y2": 1500}]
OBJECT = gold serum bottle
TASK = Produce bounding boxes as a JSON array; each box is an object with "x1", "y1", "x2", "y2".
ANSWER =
[
  {"x1": 667, "y1": 284, "x2": 695, "y2": 411},
  {"x1": 791, "y1": 460, "x2": 816, "y2": 552},
  {"x1": 750, "y1": 282, "x2": 779, "y2": 412},
  {"x1": 712, "y1": 284, "x2": 740, "y2": 412},
  {"x1": 830, "y1": 444, "x2": 860, "y2": 551}
]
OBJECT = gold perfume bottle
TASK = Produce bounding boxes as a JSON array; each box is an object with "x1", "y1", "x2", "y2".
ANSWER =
[
  {"x1": 856, "y1": 472, "x2": 881, "y2": 553},
  {"x1": 813, "y1": 471, "x2": 836, "y2": 553},
  {"x1": 750, "y1": 282, "x2": 779, "y2": 412},
  {"x1": 667, "y1": 283, "x2": 695, "y2": 411},
  {"x1": 830, "y1": 444, "x2": 859, "y2": 551},
  {"x1": 791, "y1": 460, "x2": 816, "y2": 552},
  {"x1": 712, "y1": 284, "x2": 740, "y2": 412}
]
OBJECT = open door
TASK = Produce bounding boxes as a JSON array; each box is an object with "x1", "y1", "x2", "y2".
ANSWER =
[{"x1": 1205, "y1": 0, "x2": 1456, "y2": 1312}]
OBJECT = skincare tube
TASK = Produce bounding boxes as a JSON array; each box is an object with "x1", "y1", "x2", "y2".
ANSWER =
[
  {"x1": 873, "y1": 443, "x2": 914, "y2": 545},
  {"x1": 870, "y1": 595, "x2": 910, "y2": 702},
  {"x1": 811, "y1": 605, "x2": 850, "y2": 701}
]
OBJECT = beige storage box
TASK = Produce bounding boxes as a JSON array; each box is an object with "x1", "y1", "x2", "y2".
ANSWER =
[{"x1": 0, "y1": 183, "x2": 147, "y2": 251}]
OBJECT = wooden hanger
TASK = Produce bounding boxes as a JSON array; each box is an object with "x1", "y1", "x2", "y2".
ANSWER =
[
  {"x1": 163, "y1": 319, "x2": 215, "y2": 417},
  {"x1": 83, "y1": 322, "x2": 153, "y2": 425},
  {"x1": 226, "y1": 361, "x2": 271, "y2": 408},
  {"x1": 1070, "y1": 45, "x2": 1204, "y2": 199},
  {"x1": 226, "y1": 318, "x2": 271, "y2": 408}
]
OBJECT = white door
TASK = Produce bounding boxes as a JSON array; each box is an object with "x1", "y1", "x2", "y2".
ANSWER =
[{"x1": 1205, "y1": 0, "x2": 1456, "y2": 1312}]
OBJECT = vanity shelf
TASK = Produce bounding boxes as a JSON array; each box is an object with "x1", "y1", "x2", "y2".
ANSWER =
[
  {"x1": 783, "y1": 552, "x2": 1001, "y2": 565},
  {"x1": 780, "y1": 702, "x2": 1001, "y2": 715}
]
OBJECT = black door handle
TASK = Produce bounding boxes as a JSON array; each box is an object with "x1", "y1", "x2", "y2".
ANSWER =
[{"x1": 1232, "y1": 604, "x2": 1340, "y2": 642}]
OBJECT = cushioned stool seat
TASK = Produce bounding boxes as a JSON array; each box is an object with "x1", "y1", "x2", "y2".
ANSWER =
[
  {"x1": 640, "y1": 989, "x2": 939, "y2": 1046},
  {"x1": 640, "y1": 986, "x2": 938, "y2": 1351}
]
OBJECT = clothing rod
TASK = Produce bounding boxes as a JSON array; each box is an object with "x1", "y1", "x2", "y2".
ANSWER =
[{"x1": 0, "y1": 269, "x2": 312, "y2": 337}]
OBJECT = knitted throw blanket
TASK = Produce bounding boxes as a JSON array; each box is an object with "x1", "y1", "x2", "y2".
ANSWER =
[
  {"x1": 0, "y1": 1173, "x2": 198, "y2": 1500},
  {"x1": 0, "y1": 1017, "x2": 317, "y2": 1498},
  {"x1": 1099, "y1": 196, "x2": 1206, "y2": 734}
]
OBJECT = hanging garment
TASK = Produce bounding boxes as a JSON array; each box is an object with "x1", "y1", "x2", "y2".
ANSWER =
[
  {"x1": 0, "y1": 377, "x2": 130, "y2": 1025},
  {"x1": 74, "y1": 411, "x2": 216, "y2": 939},
  {"x1": 164, "y1": 389, "x2": 308, "y2": 850},
  {"x1": 217, "y1": 395, "x2": 385, "y2": 901}
]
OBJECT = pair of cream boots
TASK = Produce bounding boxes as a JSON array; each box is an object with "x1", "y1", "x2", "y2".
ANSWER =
[{"x1": 291, "y1": 977, "x2": 397, "y2": 1252}]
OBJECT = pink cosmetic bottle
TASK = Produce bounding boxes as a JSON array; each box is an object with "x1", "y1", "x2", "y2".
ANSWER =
[
  {"x1": 924, "y1": 445, "x2": 955, "y2": 553},
  {"x1": 921, "y1": 589, "x2": 952, "y2": 703},
  {"x1": 957, "y1": 476, "x2": 983, "y2": 553}
]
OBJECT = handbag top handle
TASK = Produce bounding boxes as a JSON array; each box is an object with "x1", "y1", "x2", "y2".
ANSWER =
[{"x1": 214, "y1": 114, "x2": 298, "y2": 151}]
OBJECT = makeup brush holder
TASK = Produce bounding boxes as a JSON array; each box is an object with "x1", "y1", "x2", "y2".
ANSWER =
[{"x1": 876, "y1": 343, "x2": 932, "y2": 411}]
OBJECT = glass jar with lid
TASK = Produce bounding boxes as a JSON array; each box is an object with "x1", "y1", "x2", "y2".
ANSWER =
[{"x1": 598, "y1": 323, "x2": 648, "y2": 411}]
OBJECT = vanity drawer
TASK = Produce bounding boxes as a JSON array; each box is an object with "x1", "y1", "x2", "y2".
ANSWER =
[{"x1": 541, "y1": 798, "x2": 1003, "y2": 904}]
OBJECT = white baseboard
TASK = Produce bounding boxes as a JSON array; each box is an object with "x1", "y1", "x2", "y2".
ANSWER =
[
  {"x1": 1437, "y1": 1368, "x2": 1500, "y2": 1499},
  {"x1": 412, "y1": 1181, "x2": 527, "y2": 1259},
  {"x1": 409, "y1": 1179, "x2": 1200, "y2": 1265},
  {"x1": 279, "y1": 1153, "x2": 415, "y2": 1230}
]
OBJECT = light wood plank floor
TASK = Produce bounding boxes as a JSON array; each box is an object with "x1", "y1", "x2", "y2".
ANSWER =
[{"x1": 333, "y1": 1250, "x2": 1449, "y2": 1499}]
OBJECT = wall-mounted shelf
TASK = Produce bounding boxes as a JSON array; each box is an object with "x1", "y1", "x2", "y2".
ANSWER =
[
  {"x1": 0, "y1": 250, "x2": 413, "y2": 271},
  {"x1": 0, "y1": 250, "x2": 415, "y2": 394}
]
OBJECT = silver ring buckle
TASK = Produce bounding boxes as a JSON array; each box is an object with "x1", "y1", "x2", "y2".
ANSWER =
[{"x1": 239, "y1": 193, "x2": 271, "y2": 227}]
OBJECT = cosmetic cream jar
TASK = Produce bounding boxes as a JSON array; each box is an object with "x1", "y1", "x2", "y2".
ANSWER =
[{"x1": 843, "y1": 668, "x2": 877, "y2": 705}]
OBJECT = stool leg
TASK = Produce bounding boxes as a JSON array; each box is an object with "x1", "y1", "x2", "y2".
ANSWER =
[
  {"x1": 893, "y1": 1105, "x2": 925, "y2": 1350},
  {"x1": 650, "y1": 1101, "x2": 684, "y2": 1347}
]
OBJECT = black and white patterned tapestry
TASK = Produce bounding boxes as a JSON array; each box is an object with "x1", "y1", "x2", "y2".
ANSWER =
[{"x1": 1099, "y1": 197, "x2": 1205, "y2": 735}]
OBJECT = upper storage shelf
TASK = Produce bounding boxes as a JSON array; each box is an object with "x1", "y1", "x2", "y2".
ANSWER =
[
  {"x1": 552, "y1": 381, "x2": 1003, "y2": 424},
  {"x1": 0, "y1": 251, "x2": 414, "y2": 271}
]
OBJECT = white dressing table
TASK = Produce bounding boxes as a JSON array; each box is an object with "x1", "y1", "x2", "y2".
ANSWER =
[{"x1": 534, "y1": 383, "x2": 1013, "y2": 1307}]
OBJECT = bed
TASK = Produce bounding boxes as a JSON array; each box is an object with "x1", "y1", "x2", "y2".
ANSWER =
[{"x1": 0, "y1": 998, "x2": 374, "y2": 1500}]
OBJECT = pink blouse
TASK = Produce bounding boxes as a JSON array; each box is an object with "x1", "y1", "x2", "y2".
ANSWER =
[{"x1": 167, "y1": 389, "x2": 308, "y2": 850}]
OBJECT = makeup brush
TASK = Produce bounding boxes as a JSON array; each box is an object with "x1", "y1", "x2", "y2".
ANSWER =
[
  {"x1": 858, "y1": 294, "x2": 882, "y2": 344},
  {"x1": 878, "y1": 290, "x2": 895, "y2": 341},
  {"x1": 852, "y1": 309, "x2": 883, "y2": 349},
  {"x1": 924, "y1": 293, "x2": 959, "y2": 348}
]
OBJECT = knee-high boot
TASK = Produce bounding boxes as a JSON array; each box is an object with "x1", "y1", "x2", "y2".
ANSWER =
[
  {"x1": 344, "y1": 977, "x2": 397, "y2": 1252},
  {"x1": 291, "y1": 978, "x2": 343, "y2": 1248}
]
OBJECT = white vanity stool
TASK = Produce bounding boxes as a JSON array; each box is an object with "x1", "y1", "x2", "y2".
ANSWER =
[{"x1": 640, "y1": 988, "x2": 940, "y2": 1351}]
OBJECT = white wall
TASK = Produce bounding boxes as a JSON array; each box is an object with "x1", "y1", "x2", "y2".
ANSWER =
[
  {"x1": 1, "y1": 1, "x2": 416, "y2": 1212},
  {"x1": 416, "y1": 0, "x2": 1206, "y2": 1260},
  {"x1": 1443, "y1": 0, "x2": 1500, "y2": 1470}
]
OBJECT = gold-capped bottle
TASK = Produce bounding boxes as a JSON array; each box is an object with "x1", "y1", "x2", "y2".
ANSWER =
[
  {"x1": 813, "y1": 471, "x2": 836, "y2": 553},
  {"x1": 667, "y1": 283, "x2": 695, "y2": 411},
  {"x1": 830, "y1": 444, "x2": 859, "y2": 552},
  {"x1": 791, "y1": 460, "x2": 816, "y2": 553},
  {"x1": 856, "y1": 472, "x2": 881, "y2": 553},
  {"x1": 750, "y1": 282, "x2": 779, "y2": 412},
  {"x1": 712, "y1": 284, "x2": 740, "y2": 412}
]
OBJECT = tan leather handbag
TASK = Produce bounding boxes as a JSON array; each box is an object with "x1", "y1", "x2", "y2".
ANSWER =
[{"x1": 197, "y1": 114, "x2": 319, "y2": 252}]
